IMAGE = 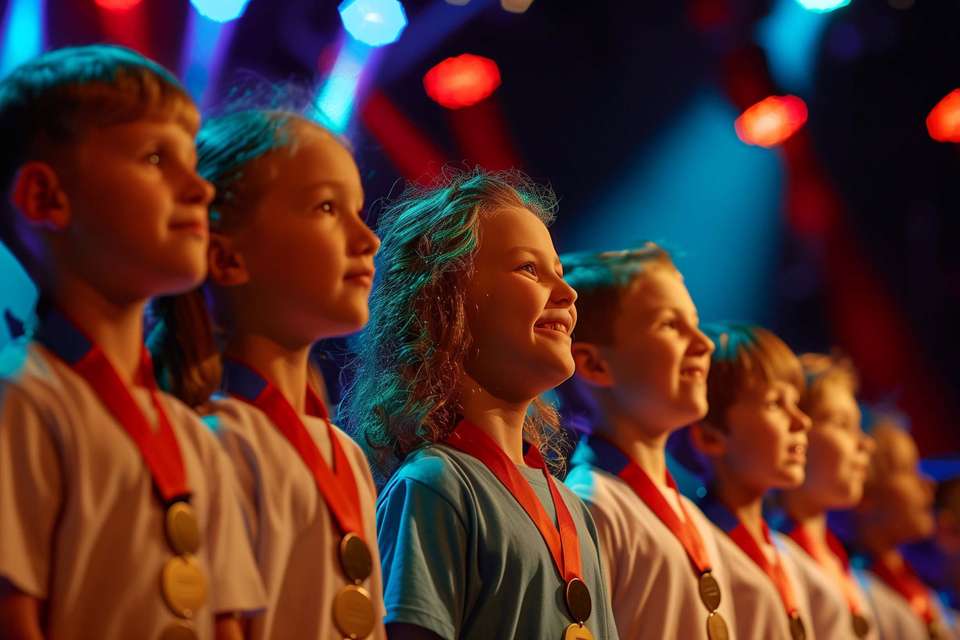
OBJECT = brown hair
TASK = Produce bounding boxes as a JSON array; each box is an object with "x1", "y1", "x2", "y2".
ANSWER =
[
  {"x1": 701, "y1": 323, "x2": 805, "y2": 431},
  {"x1": 560, "y1": 243, "x2": 677, "y2": 345},
  {"x1": 798, "y1": 352, "x2": 859, "y2": 417}
]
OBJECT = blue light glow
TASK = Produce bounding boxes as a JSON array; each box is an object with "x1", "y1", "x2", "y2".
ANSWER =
[
  {"x1": 180, "y1": 7, "x2": 235, "y2": 107},
  {"x1": 313, "y1": 38, "x2": 374, "y2": 133},
  {"x1": 0, "y1": 0, "x2": 46, "y2": 78},
  {"x1": 756, "y1": 0, "x2": 832, "y2": 94},
  {"x1": 338, "y1": 0, "x2": 407, "y2": 47},
  {"x1": 795, "y1": 0, "x2": 850, "y2": 12},
  {"x1": 188, "y1": 0, "x2": 251, "y2": 24}
]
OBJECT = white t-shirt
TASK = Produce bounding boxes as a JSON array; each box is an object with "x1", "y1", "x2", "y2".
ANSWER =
[
  {"x1": 708, "y1": 525, "x2": 817, "y2": 640},
  {"x1": 566, "y1": 464, "x2": 738, "y2": 640},
  {"x1": 207, "y1": 396, "x2": 386, "y2": 640},
  {"x1": 0, "y1": 344, "x2": 266, "y2": 639},
  {"x1": 779, "y1": 535, "x2": 877, "y2": 640},
  {"x1": 858, "y1": 569, "x2": 960, "y2": 640}
]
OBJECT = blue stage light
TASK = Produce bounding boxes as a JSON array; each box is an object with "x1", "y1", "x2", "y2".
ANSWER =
[
  {"x1": 795, "y1": 0, "x2": 850, "y2": 13},
  {"x1": 338, "y1": 0, "x2": 407, "y2": 47},
  {"x1": 1, "y1": 0, "x2": 46, "y2": 77},
  {"x1": 189, "y1": 0, "x2": 251, "y2": 24}
]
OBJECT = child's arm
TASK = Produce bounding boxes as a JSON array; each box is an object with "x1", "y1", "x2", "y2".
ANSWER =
[
  {"x1": 0, "y1": 587, "x2": 43, "y2": 640},
  {"x1": 385, "y1": 623, "x2": 443, "y2": 640}
]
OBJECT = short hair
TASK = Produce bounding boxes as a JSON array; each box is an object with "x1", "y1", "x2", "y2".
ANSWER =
[
  {"x1": 798, "y1": 352, "x2": 859, "y2": 416},
  {"x1": 701, "y1": 323, "x2": 804, "y2": 431},
  {"x1": 0, "y1": 44, "x2": 196, "y2": 278},
  {"x1": 560, "y1": 243, "x2": 676, "y2": 345}
]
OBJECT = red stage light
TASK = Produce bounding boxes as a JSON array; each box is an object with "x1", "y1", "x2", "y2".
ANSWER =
[
  {"x1": 423, "y1": 54, "x2": 501, "y2": 110},
  {"x1": 94, "y1": 0, "x2": 142, "y2": 9},
  {"x1": 926, "y1": 89, "x2": 960, "y2": 142},
  {"x1": 734, "y1": 95, "x2": 808, "y2": 148}
]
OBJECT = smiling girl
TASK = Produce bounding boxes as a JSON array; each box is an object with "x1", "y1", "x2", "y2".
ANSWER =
[
  {"x1": 342, "y1": 170, "x2": 618, "y2": 640},
  {"x1": 690, "y1": 323, "x2": 815, "y2": 640}
]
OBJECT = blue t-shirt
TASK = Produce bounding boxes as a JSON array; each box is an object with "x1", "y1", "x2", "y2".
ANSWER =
[{"x1": 376, "y1": 444, "x2": 619, "y2": 640}]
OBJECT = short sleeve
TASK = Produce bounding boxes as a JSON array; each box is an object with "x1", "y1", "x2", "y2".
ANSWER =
[
  {"x1": 0, "y1": 384, "x2": 63, "y2": 598},
  {"x1": 376, "y1": 477, "x2": 468, "y2": 640},
  {"x1": 583, "y1": 498, "x2": 620, "y2": 596},
  {"x1": 206, "y1": 414, "x2": 260, "y2": 549},
  {"x1": 201, "y1": 436, "x2": 267, "y2": 615}
]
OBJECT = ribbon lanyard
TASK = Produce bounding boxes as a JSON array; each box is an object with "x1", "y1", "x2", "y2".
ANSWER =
[
  {"x1": 783, "y1": 520, "x2": 864, "y2": 615},
  {"x1": 871, "y1": 555, "x2": 937, "y2": 626},
  {"x1": 702, "y1": 495, "x2": 802, "y2": 619},
  {"x1": 444, "y1": 419, "x2": 583, "y2": 583},
  {"x1": 36, "y1": 309, "x2": 189, "y2": 503},
  {"x1": 222, "y1": 359, "x2": 364, "y2": 538}
]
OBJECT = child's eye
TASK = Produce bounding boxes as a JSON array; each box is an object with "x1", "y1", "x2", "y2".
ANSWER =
[
  {"x1": 316, "y1": 201, "x2": 335, "y2": 214},
  {"x1": 661, "y1": 319, "x2": 679, "y2": 330},
  {"x1": 518, "y1": 262, "x2": 538, "y2": 276},
  {"x1": 145, "y1": 152, "x2": 161, "y2": 166}
]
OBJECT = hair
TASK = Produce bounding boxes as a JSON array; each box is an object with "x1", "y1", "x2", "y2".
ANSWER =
[
  {"x1": 0, "y1": 44, "x2": 196, "y2": 285},
  {"x1": 862, "y1": 412, "x2": 912, "y2": 491},
  {"x1": 798, "y1": 352, "x2": 859, "y2": 417},
  {"x1": 560, "y1": 243, "x2": 676, "y2": 345},
  {"x1": 340, "y1": 168, "x2": 566, "y2": 481},
  {"x1": 700, "y1": 322, "x2": 805, "y2": 432},
  {"x1": 149, "y1": 102, "x2": 338, "y2": 407}
]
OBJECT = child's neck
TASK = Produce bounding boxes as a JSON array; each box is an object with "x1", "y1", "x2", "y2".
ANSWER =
[
  {"x1": 458, "y1": 373, "x2": 531, "y2": 466},
  {"x1": 225, "y1": 333, "x2": 312, "y2": 414},
  {"x1": 781, "y1": 489, "x2": 829, "y2": 542},
  {"x1": 594, "y1": 412, "x2": 671, "y2": 488},
  {"x1": 51, "y1": 279, "x2": 146, "y2": 386},
  {"x1": 713, "y1": 465, "x2": 769, "y2": 545}
]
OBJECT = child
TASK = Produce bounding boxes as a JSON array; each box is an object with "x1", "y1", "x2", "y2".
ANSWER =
[
  {"x1": 690, "y1": 323, "x2": 815, "y2": 640},
  {"x1": 852, "y1": 416, "x2": 958, "y2": 639},
  {"x1": 341, "y1": 170, "x2": 618, "y2": 640},
  {"x1": 0, "y1": 45, "x2": 265, "y2": 640},
  {"x1": 150, "y1": 104, "x2": 386, "y2": 640},
  {"x1": 775, "y1": 354, "x2": 877, "y2": 639},
  {"x1": 558, "y1": 245, "x2": 737, "y2": 640}
]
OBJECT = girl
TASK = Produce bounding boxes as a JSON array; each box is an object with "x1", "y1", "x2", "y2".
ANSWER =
[
  {"x1": 341, "y1": 171, "x2": 618, "y2": 640},
  {"x1": 151, "y1": 104, "x2": 385, "y2": 640},
  {"x1": 690, "y1": 323, "x2": 815, "y2": 640},
  {"x1": 559, "y1": 246, "x2": 737, "y2": 640},
  {"x1": 775, "y1": 354, "x2": 877, "y2": 639}
]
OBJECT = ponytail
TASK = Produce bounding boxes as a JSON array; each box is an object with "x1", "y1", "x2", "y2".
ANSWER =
[{"x1": 148, "y1": 289, "x2": 221, "y2": 408}]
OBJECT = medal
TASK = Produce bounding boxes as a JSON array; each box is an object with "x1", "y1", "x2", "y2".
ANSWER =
[
  {"x1": 851, "y1": 612, "x2": 870, "y2": 638},
  {"x1": 158, "y1": 622, "x2": 198, "y2": 640},
  {"x1": 166, "y1": 501, "x2": 200, "y2": 556},
  {"x1": 788, "y1": 612, "x2": 806, "y2": 640},
  {"x1": 563, "y1": 623, "x2": 595, "y2": 640},
  {"x1": 705, "y1": 611, "x2": 730, "y2": 640},
  {"x1": 340, "y1": 532, "x2": 373, "y2": 583},
  {"x1": 161, "y1": 555, "x2": 208, "y2": 619},
  {"x1": 333, "y1": 585, "x2": 376, "y2": 639},
  {"x1": 565, "y1": 577, "x2": 592, "y2": 625},
  {"x1": 698, "y1": 571, "x2": 722, "y2": 612}
]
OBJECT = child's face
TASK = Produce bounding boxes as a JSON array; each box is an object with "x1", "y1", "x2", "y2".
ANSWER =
[
  {"x1": 597, "y1": 267, "x2": 713, "y2": 433},
  {"x1": 865, "y1": 428, "x2": 935, "y2": 543},
  {"x1": 55, "y1": 115, "x2": 213, "y2": 300},
  {"x1": 463, "y1": 206, "x2": 577, "y2": 402},
  {"x1": 799, "y1": 381, "x2": 873, "y2": 509},
  {"x1": 224, "y1": 122, "x2": 379, "y2": 344},
  {"x1": 720, "y1": 379, "x2": 811, "y2": 493}
]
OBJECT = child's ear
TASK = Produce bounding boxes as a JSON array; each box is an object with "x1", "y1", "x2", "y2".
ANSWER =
[
  {"x1": 10, "y1": 162, "x2": 70, "y2": 230},
  {"x1": 571, "y1": 343, "x2": 614, "y2": 387},
  {"x1": 207, "y1": 233, "x2": 249, "y2": 286},
  {"x1": 690, "y1": 421, "x2": 727, "y2": 457}
]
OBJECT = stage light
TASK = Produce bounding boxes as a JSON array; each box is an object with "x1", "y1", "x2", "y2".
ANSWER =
[
  {"x1": 926, "y1": 89, "x2": 960, "y2": 143},
  {"x1": 339, "y1": 0, "x2": 407, "y2": 47},
  {"x1": 501, "y1": 0, "x2": 534, "y2": 13},
  {"x1": 94, "y1": 0, "x2": 141, "y2": 9},
  {"x1": 423, "y1": 53, "x2": 501, "y2": 109},
  {"x1": 314, "y1": 38, "x2": 374, "y2": 133},
  {"x1": 189, "y1": 0, "x2": 252, "y2": 23},
  {"x1": 1, "y1": 0, "x2": 45, "y2": 77},
  {"x1": 794, "y1": 0, "x2": 850, "y2": 12},
  {"x1": 734, "y1": 95, "x2": 808, "y2": 147}
]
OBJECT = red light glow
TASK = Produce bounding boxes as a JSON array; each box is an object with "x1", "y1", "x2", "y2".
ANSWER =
[
  {"x1": 926, "y1": 89, "x2": 960, "y2": 142},
  {"x1": 423, "y1": 54, "x2": 501, "y2": 110},
  {"x1": 734, "y1": 95, "x2": 808, "y2": 148},
  {"x1": 94, "y1": 0, "x2": 142, "y2": 9}
]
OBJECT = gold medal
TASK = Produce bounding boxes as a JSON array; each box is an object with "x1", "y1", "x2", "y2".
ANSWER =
[
  {"x1": 332, "y1": 584, "x2": 376, "y2": 639},
  {"x1": 698, "y1": 571, "x2": 722, "y2": 612},
  {"x1": 161, "y1": 556, "x2": 207, "y2": 619},
  {"x1": 564, "y1": 578, "x2": 592, "y2": 625},
  {"x1": 563, "y1": 623, "x2": 595, "y2": 640},
  {"x1": 851, "y1": 612, "x2": 870, "y2": 638},
  {"x1": 165, "y1": 502, "x2": 200, "y2": 556},
  {"x1": 789, "y1": 612, "x2": 806, "y2": 640},
  {"x1": 158, "y1": 621, "x2": 198, "y2": 640},
  {"x1": 339, "y1": 532, "x2": 373, "y2": 583},
  {"x1": 706, "y1": 611, "x2": 730, "y2": 640}
]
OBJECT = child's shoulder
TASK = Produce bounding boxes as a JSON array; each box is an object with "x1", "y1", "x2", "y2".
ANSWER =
[{"x1": 1, "y1": 343, "x2": 91, "y2": 420}]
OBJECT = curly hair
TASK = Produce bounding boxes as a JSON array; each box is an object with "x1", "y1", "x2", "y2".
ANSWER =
[{"x1": 340, "y1": 168, "x2": 567, "y2": 482}]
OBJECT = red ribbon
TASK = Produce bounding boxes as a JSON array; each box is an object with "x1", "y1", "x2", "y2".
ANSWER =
[
  {"x1": 728, "y1": 520, "x2": 801, "y2": 618},
  {"x1": 871, "y1": 555, "x2": 937, "y2": 626},
  {"x1": 787, "y1": 525, "x2": 864, "y2": 617}
]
